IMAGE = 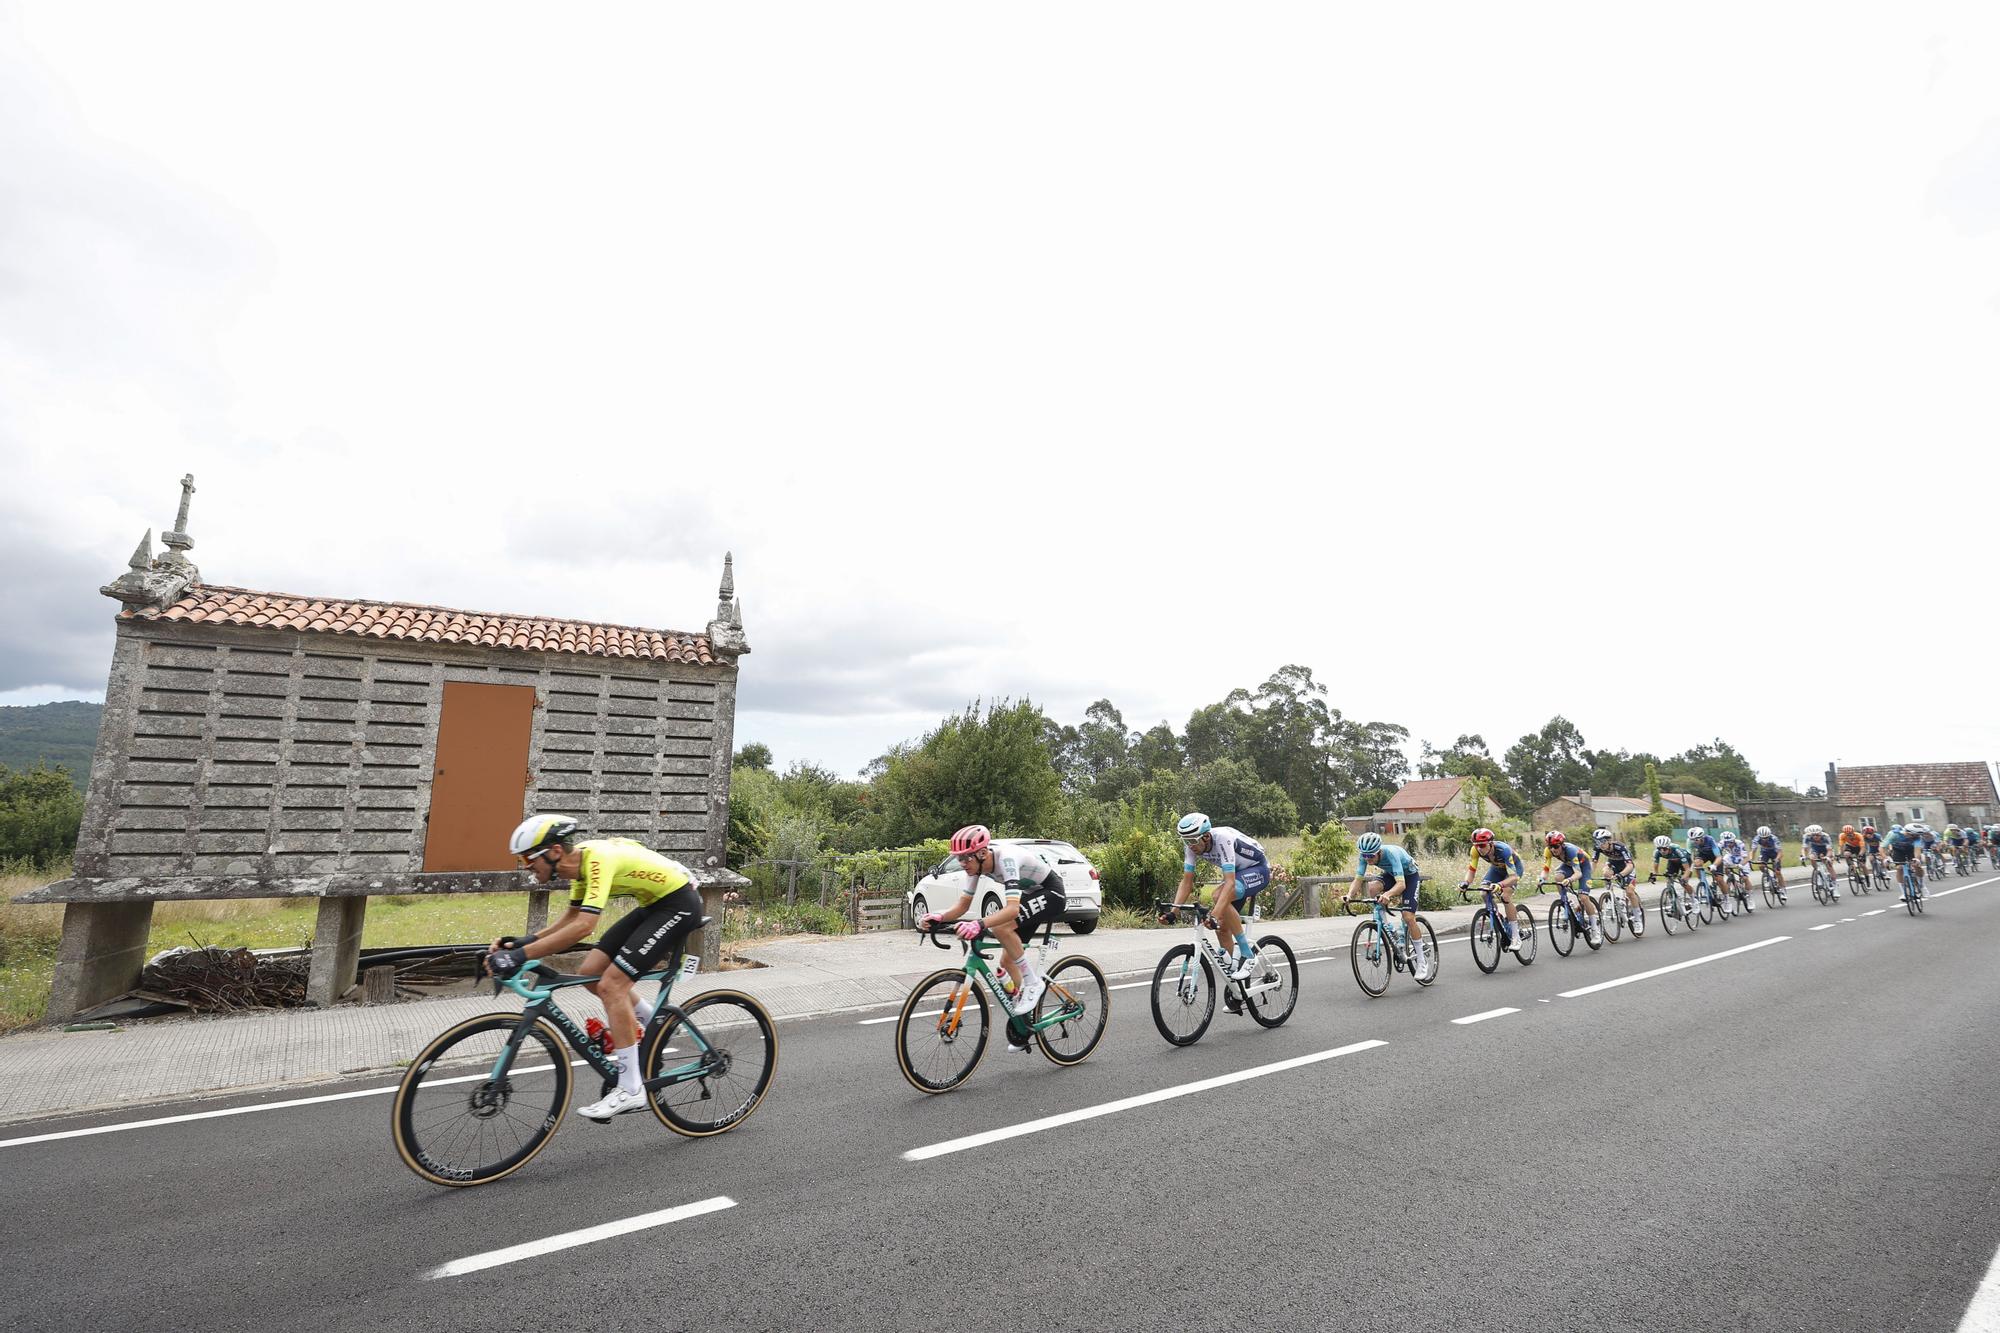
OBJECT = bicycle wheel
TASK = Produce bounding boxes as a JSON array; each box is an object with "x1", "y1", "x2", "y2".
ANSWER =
[
  {"x1": 1468, "y1": 907, "x2": 1500, "y2": 973},
  {"x1": 392, "y1": 1012, "x2": 573, "y2": 1187},
  {"x1": 644, "y1": 991, "x2": 777, "y2": 1137},
  {"x1": 1511, "y1": 906, "x2": 1539, "y2": 965},
  {"x1": 1695, "y1": 881, "x2": 1715, "y2": 925},
  {"x1": 1408, "y1": 918, "x2": 1440, "y2": 988},
  {"x1": 1547, "y1": 902, "x2": 1575, "y2": 957},
  {"x1": 1598, "y1": 894, "x2": 1623, "y2": 943},
  {"x1": 1149, "y1": 944, "x2": 1215, "y2": 1047},
  {"x1": 1684, "y1": 885, "x2": 1702, "y2": 931},
  {"x1": 1657, "y1": 885, "x2": 1679, "y2": 936},
  {"x1": 1903, "y1": 872, "x2": 1919, "y2": 917},
  {"x1": 1351, "y1": 921, "x2": 1391, "y2": 997},
  {"x1": 895, "y1": 968, "x2": 990, "y2": 1094},
  {"x1": 1035, "y1": 956, "x2": 1109, "y2": 1065},
  {"x1": 1761, "y1": 875, "x2": 1781, "y2": 909},
  {"x1": 1246, "y1": 934, "x2": 1301, "y2": 1025},
  {"x1": 1629, "y1": 896, "x2": 1646, "y2": 937}
]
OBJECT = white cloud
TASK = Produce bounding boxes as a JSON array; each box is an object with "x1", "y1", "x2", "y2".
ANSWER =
[{"x1": 2, "y1": 1, "x2": 1997, "y2": 787}]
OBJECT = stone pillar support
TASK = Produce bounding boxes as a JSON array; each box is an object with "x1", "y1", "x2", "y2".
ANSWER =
[
  {"x1": 46, "y1": 901, "x2": 156, "y2": 1023},
  {"x1": 695, "y1": 883, "x2": 730, "y2": 975},
  {"x1": 306, "y1": 896, "x2": 368, "y2": 1006},
  {"x1": 525, "y1": 890, "x2": 552, "y2": 937}
]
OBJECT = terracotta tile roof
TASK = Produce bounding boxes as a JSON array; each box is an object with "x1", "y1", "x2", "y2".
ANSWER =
[
  {"x1": 1831, "y1": 762, "x2": 1999, "y2": 806},
  {"x1": 1548, "y1": 795, "x2": 1653, "y2": 816},
  {"x1": 122, "y1": 584, "x2": 715, "y2": 665},
  {"x1": 1661, "y1": 792, "x2": 1736, "y2": 814},
  {"x1": 1383, "y1": 777, "x2": 1466, "y2": 811}
]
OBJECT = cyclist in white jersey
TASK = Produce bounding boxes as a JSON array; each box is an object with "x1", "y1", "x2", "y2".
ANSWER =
[
  {"x1": 1166, "y1": 812, "x2": 1272, "y2": 980},
  {"x1": 918, "y1": 824, "x2": 1068, "y2": 1025}
]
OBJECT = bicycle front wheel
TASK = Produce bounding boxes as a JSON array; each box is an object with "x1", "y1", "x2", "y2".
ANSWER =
[
  {"x1": 1469, "y1": 907, "x2": 1500, "y2": 974},
  {"x1": 645, "y1": 991, "x2": 777, "y2": 1137},
  {"x1": 392, "y1": 1012, "x2": 573, "y2": 1188},
  {"x1": 1762, "y1": 876, "x2": 1781, "y2": 909},
  {"x1": 1598, "y1": 895, "x2": 1623, "y2": 943},
  {"x1": 896, "y1": 968, "x2": 989, "y2": 1093},
  {"x1": 1150, "y1": 943, "x2": 1215, "y2": 1047},
  {"x1": 1247, "y1": 934, "x2": 1301, "y2": 1024},
  {"x1": 1351, "y1": 921, "x2": 1391, "y2": 997},
  {"x1": 1548, "y1": 902, "x2": 1575, "y2": 957},
  {"x1": 1036, "y1": 956, "x2": 1109, "y2": 1066}
]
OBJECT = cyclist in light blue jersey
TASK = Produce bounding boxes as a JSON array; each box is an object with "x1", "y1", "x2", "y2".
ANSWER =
[{"x1": 1349, "y1": 832, "x2": 1430, "y2": 976}]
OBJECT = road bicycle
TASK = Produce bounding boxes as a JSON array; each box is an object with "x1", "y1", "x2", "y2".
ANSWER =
[
  {"x1": 1717, "y1": 862, "x2": 1756, "y2": 916},
  {"x1": 1650, "y1": 870, "x2": 1700, "y2": 936},
  {"x1": 1537, "y1": 875, "x2": 1603, "y2": 956},
  {"x1": 895, "y1": 921, "x2": 1108, "y2": 1092},
  {"x1": 1951, "y1": 846, "x2": 1972, "y2": 877},
  {"x1": 1924, "y1": 848, "x2": 1947, "y2": 881},
  {"x1": 1593, "y1": 869, "x2": 1645, "y2": 940},
  {"x1": 1842, "y1": 853, "x2": 1869, "y2": 897},
  {"x1": 392, "y1": 939, "x2": 777, "y2": 1187},
  {"x1": 1689, "y1": 864, "x2": 1727, "y2": 924},
  {"x1": 1149, "y1": 900, "x2": 1299, "y2": 1041},
  {"x1": 1755, "y1": 859, "x2": 1787, "y2": 908},
  {"x1": 1340, "y1": 890, "x2": 1438, "y2": 998},
  {"x1": 1460, "y1": 883, "x2": 1537, "y2": 972},
  {"x1": 1805, "y1": 856, "x2": 1838, "y2": 906},
  {"x1": 1866, "y1": 851, "x2": 1891, "y2": 894},
  {"x1": 1897, "y1": 859, "x2": 1927, "y2": 916}
]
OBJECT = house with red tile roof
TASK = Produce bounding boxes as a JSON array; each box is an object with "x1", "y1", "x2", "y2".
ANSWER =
[
  {"x1": 1370, "y1": 776, "x2": 1503, "y2": 834},
  {"x1": 1732, "y1": 761, "x2": 1998, "y2": 840}
]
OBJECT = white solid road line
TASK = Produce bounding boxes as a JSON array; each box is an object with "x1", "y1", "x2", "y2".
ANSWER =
[
  {"x1": 1452, "y1": 1008, "x2": 1519, "y2": 1025},
  {"x1": 1959, "y1": 1237, "x2": 2000, "y2": 1331},
  {"x1": 0, "y1": 1060, "x2": 584, "y2": 1150},
  {"x1": 1557, "y1": 936, "x2": 1791, "y2": 1000},
  {"x1": 423, "y1": 1196, "x2": 737, "y2": 1280},
  {"x1": 902, "y1": 1039, "x2": 1387, "y2": 1161},
  {"x1": 1810, "y1": 924, "x2": 1837, "y2": 931}
]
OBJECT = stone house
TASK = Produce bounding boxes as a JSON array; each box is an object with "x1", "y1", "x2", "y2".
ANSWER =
[
  {"x1": 1736, "y1": 761, "x2": 2000, "y2": 837},
  {"x1": 1370, "y1": 777, "x2": 1503, "y2": 835},
  {"x1": 20, "y1": 476, "x2": 751, "y2": 1020},
  {"x1": 1530, "y1": 792, "x2": 1653, "y2": 834}
]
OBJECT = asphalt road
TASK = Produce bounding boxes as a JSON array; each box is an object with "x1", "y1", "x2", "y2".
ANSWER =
[{"x1": 4, "y1": 873, "x2": 1998, "y2": 1333}]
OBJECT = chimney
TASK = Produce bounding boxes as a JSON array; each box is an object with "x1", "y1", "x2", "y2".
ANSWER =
[{"x1": 1825, "y1": 763, "x2": 1838, "y2": 803}]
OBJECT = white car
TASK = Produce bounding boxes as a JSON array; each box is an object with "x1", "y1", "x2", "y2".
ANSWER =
[{"x1": 906, "y1": 838, "x2": 1103, "y2": 934}]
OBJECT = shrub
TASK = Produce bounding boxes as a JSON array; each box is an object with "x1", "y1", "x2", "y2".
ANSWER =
[
  {"x1": 1288, "y1": 822, "x2": 1356, "y2": 877},
  {"x1": 0, "y1": 765, "x2": 83, "y2": 871},
  {"x1": 1094, "y1": 826, "x2": 1185, "y2": 910}
]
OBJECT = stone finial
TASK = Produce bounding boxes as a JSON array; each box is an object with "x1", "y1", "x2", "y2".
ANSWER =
[
  {"x1": 127, "y1": 530, "x2": 154, "y2": 572},
  {"x1": 101, "y1": 527, "x2": 184, "y2": 608},
  {"x1": 706, "y1": 552, "x2": 749, "y2": 659},
  {"x1": 155, "y1": 472, "x2": 200, "y2": 582}
]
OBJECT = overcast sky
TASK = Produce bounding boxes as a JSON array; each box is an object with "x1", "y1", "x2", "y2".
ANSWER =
[{"x1": 3, "y1": 2, "x2": 1997, "y2": 793}]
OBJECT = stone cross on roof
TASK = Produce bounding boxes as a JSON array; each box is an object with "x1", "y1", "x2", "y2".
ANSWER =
[{"x1": 155, "y1": 472, "x2": 199, "y2": 580}]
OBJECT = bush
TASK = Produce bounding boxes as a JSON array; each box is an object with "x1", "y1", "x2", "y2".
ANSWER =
[
  {"x1": 0, "y1": 765, "x2": 83, "y2": 870},
  {"x1": 1094, "y1": 826, "x2": 1185, "y2": 910},
  {"x1": 1288, "y1": 822, "x2": 1356, "y2": 877}
]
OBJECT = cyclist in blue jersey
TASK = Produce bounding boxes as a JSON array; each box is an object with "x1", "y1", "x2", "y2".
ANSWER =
[
  {"x1": 1168, "y1": 812, "x2": 1271, "y2": 980},
  {"x1": 1686, "y1": 827, "x2": 1726, "y2": 910},
  {"x1": 1800, "y1": 824, "x2": 1839, "y2": 900},
  {"x1": 1750, "y1": 825, "x2": 1788, "y2": 902},
  {"x1": 1349, "y1": 832, "x2": 1430, "y2": 976},
  {"x1": 1461, "y1": 827, "x2": 1528, "y2": 953},
  {"x1": 1591, "y1": 828, "x2": 1645, "y2": 928},
  {"x1": 1542, "y1": 832, "x2": 1602, "y2": 943},
  {"x1": 1886, "y1": 823, "x2": 1922, "y2": 890}
]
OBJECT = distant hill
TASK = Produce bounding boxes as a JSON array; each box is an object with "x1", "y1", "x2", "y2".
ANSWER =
[{"x1": 0, "y1": 701, "x2": 103, "y2": 787}]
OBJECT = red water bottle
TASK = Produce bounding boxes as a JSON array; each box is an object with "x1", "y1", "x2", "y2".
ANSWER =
[{"x1": 584, "y1": 1017, "x2": 614, "y2": 1057}]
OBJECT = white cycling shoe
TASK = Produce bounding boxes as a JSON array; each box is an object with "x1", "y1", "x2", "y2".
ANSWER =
[
  {"x1": 1229, "y1": 953, "x2": 1258, "y2": 981},
  {"x1": 576, "y1": 1087, "x2": 649, "y2": 1122},
  {"x1": 1010, "y1": 975, "x2": 1047, "y2": 1015}
]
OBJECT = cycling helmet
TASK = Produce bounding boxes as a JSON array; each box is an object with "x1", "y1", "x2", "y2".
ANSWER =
[
  {"x1": 1890, "y1": 824, "x2": 1903, "y2": 836},
  {"x1": 1471, "y1": 827, "x2": 1495, "y2": 845},
  {"x1": 1356, "y1": 832, "x2": 1383, "y2": 856},
  {"x1": 509, "y1": 814, "x2": 580, "y2": 858},
  {"x1": 949, "y1": 824, "x2": 991, "y2": 856},
  {"x1": 1545, "y1": 831, "x2": 1566, "y2": 848},
  {"x1": 1176, "y1": 812, "x2": 1212, "y2": 844},
  {"x1": 1592, "y1": 828, "x2": 1611, "y2": 843},
  {"x1": 1841, "y1": 825, "x2": 1855, "y2": 835},
  {"x1": 1805, "y1": 824, "x2": 1823, "y2": 836},
  {"x1": 1653, "y1": 834, "x2": 1673, "y2": 849},
  {"x1": 1757, "y1": 826, "x2": 1772, "y2": 837},
  {"x1": 1721, "y1": 831, "x2": 1739, "y2": 845},
  {"x1": 1946, "y1": 824, "x2": 1960, "y2": 835},
  {"x1": 1861, "y1": 823, "x2": 1875, "y2": 832}
]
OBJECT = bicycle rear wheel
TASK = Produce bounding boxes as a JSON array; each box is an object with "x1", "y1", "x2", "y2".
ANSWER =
[
  {"x1": 1246, "y1": 934, "x2": 1301, "y2": 1024},
  {"x1": 1510, "y1": 906, "x2": 1539, "y2": 965},
  {"x1": 1035, "y1": 956, "x2": 1109, "y2": 1065},
  {"x1": 1598, "y1": 894, "x2": 1623, "y2": 943},
  {"x1": 1761, "y1": 874, "x2": 1781, "y2": 909},
  {"x1": 644, "y1": 991, "x2": 777, "y2": 1137},
  {"x1": 1149, "y1": 943, "x2": 1215, "y2": 1047},
  {"x1": 1658, "y1": 885, "x2": 1679, "y2": 936},
  {"x1": 1469, "y1": 907, "x2": 1500, "y2": 973},
  {"x1": 1350, "y1": 921, "x2": 1391, "y2": 997},
  {"x1": 392, "y1": 1012, "x2": 572, "y2": 1187},
  {"x1": 895, "y1": 968, "x2": 990, "y2": 1093},
  {"x1": 1548, "y1": 902, "x2": 1575, "y2": 957}
]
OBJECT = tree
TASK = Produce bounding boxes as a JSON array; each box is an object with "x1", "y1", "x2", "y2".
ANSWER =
[
  {"x1": 732, "y1": 742, "x2": 773, "y2": 771},
  {"x1": 1644, "y1": 761, "x2": 1664, "y2": 814},
  {"x1": 1327, "y1": 717, "x2": 1410, "y2": 800},
  {"x1": 1129, "y1": 723, "x2": 1183, "y2": 777},
  {"x1": 868, "y1": 699, "x2": 1063, "y2": 844},
  {"x1": 1183, "y1": 693, "x2": 1252, "y2": 769},
  {"x1": 1184, "y1": 758, "x2": 1300, "y2": 837},
  {"x1": 1422, "y1": 734, "x2": 1530, "y2": 816},
  {"x1": 1340, "y1": 785, "x2": 1394, "y2": 819},
  {"x1": 1075, "y1": 699, "x2": 1133, "y2": 787},
  {"x1": 1504, "y1": 716, "x2": 1593, "y2": 808},
  {"x1": 0, "y1": 763, "x2": 84, "y2": 869}
]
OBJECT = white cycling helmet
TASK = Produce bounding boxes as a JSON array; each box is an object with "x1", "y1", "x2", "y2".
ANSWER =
[
  {"x1": 1653, "y1": 834, "x2": 1673, "y2": 849},
  {"x1": 1757, "y1": 826, "x2": 1772, "y2": 838},
  {"x1": 1592, "y1": 828, "x2": 1611, "y2": 843},
  {"x1": 1721, "y1": 831, "x2": 1739, "y2": 845},
  {"x1": 509, "y1": 813, "x2": 580, "y2": 858},
  {"x1": 1356, "y1": 832, "x2": 1383, "y2": 855},
  {"x1": 1176, "y1": 812, "x2": 1212, "y2": 843},
  {"x1": 1805, "y1": 824, "x2": 1823, "y2": 836}
]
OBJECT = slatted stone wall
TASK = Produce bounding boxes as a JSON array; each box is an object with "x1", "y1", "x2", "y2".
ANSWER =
[{"x1": 75, "y1": 624, "x2": 730, "y2": 879}]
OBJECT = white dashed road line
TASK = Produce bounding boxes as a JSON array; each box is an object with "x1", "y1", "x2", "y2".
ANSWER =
[
  {"x1": 1452, "y1": 1008, "x2": 1519, "y2": 1025},
  {"x1": 903, "y1": 1039, "x2": 1387, "y2": 1161},
  {"x1": 423, "y1": 1196, "x2": 737, "y2": 1279},
  {"x1": 1810, "y1": 924, "x2": 1837, "y2": 931}
]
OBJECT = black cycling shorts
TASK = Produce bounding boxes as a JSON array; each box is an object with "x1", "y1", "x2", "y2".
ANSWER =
[
  {"x1": 594, "y1": 886, "x2": 705, "y2": 979},
  {"x1": 1011, "y1": 875, "x2": 1067, "y2": 941}
]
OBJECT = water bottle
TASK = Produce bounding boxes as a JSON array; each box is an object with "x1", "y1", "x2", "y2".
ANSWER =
[{"x1": 584, "y1": 1016, "x2": 615, "y2": 1059}]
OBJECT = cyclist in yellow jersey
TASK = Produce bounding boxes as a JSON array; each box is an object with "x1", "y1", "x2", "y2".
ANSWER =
[{"x1": 487, "y1": 815, "x2": 704, "y2": 1122}]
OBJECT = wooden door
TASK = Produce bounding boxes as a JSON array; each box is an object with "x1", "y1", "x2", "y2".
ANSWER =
[{"x1": 423, "y1": 682, "x2": 537, "y2": 872}]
